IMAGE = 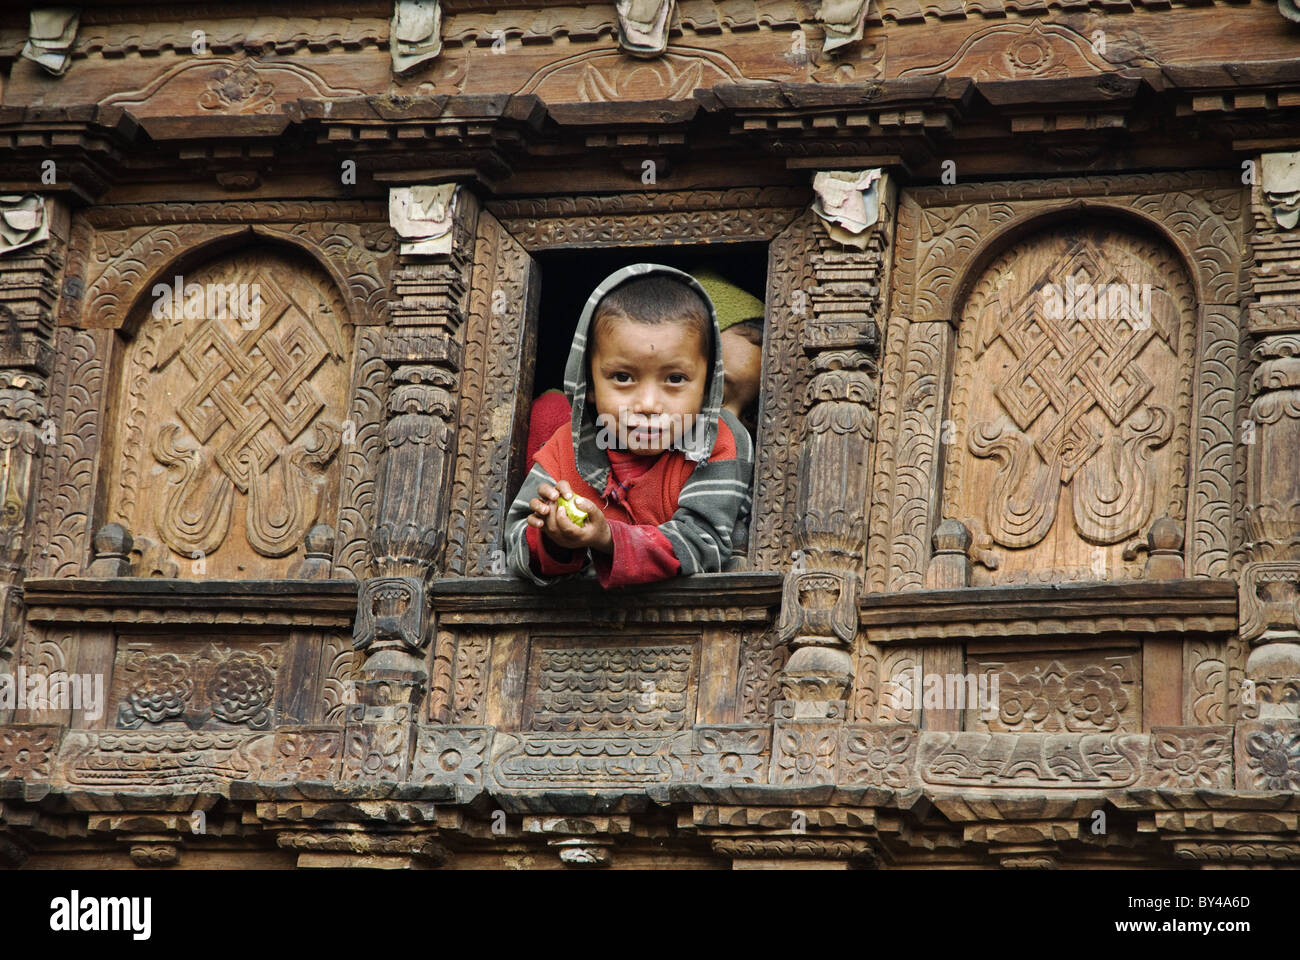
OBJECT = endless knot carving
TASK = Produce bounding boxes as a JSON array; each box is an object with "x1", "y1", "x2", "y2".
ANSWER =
[
  {"x1": 946, "y1": 226, "x2": 1194, "y2": 580},
  {"x1": 112, "y1": 249, "x2": 351, "y2": 575},
  {"x1": 173, "y1": 279, "x2": 330, "y2": 493},
  {"x1": 985, "y1": 247, "x2": 1172, "y2": 471}
]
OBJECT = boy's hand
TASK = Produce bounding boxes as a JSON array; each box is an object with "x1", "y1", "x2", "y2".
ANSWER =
[{"x1": 527, "y1": 480, "x2": 613, "y2": 554}]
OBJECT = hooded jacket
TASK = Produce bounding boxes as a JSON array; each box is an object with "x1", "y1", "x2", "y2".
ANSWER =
[{"x1": 504, "y1": 262, "x2": 755, "y2": 588}]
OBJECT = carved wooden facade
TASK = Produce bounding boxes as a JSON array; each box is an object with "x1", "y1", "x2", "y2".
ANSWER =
[{"x1": 1, "y1": 0, "x2": 1300, "y2": 870}]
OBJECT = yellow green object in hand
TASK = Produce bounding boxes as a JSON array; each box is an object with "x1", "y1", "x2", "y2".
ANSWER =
[{"x1": 557, "y1": 494, "x2": 588, "y2": 526}]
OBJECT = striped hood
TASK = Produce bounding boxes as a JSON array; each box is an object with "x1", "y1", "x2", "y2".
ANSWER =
[{"x1": 562, "y1": 262, "x2": 727, "y2": 493}]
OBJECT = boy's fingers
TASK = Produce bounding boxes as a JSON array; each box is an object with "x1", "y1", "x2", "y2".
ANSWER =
[
  {"x1": 537, "y1": 484, "x2": 559, "y2": 501},
  {"x1": 529, "y1": 498, "x2": 549, "y2": 515},
  {"x1": 556, "y1": 480, "x2": 574, "y2": 499}
]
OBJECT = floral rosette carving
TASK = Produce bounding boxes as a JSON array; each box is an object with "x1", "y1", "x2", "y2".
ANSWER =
[
  {"x1": 1064, "y1": 666, "x2": 1129, "y2": 731},
  {"x1": 211, "y1": 652, "x2": 275, "y2": 726},
  {"x1": 996, "y1": 671, "x2": 1053, "y2": 728},
  {"x1": 1149, "y1": 730, "x2": 1230, "y2": 788},
  {"x1": 0, "y1": 729, "x2": 56, "y2": 779},
  {"x1": 118, "y1": 654, "x2": 194, "y2": 728},
  {"x1": 1244, "y1": 727, "x2": 1300, "y2": 791}
]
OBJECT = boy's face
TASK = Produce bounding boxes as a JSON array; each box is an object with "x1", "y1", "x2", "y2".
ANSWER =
[
  {"x1": 590, "y1": 313, "x2": 709, "y2": 455},
  {"x1": 720, "y1": 327, "x2": 762, "y2": 418}
]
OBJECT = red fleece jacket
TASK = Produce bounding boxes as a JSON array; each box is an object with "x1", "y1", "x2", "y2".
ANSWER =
[{"x1": 524, "y1": 419, "x2": 739, "y2": 588}]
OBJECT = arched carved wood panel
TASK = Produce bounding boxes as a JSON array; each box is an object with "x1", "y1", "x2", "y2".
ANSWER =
[
  {"x1": 106, "y1": 246, "x2": 354, "y2": 579},
  {"x1": 943, "y1": 220, "x2": 1198, "y2": 585},
  {"x1": 867, "y1": 173, "x2": 1245, "y2": 592}
]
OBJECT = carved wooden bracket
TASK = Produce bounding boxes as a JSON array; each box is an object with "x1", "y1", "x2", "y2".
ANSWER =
[
  {"x1": 390, "y1": 0, "x2": 442, "y2": 77},
  {"x1": 0, "y1": 196, "x2": 49, "y2": 256},
  {"x1": 1261, "y1": 152, "x2": 1300, "y2": 230},
  {"x1": 21, "y1": 9, "x2": 79, "y2": 77},
  {"x1": 818, "y1": 0, "x2": 871, "y2": 53},
  {"x1": 615, "y1": 0, "x2": 674, "y2": 57},
  {"x1": 389, "y1": 184, "x2": 458, "y2": 255},
  {"x1": 811, "y1": 169, "x2": 882, "y2": 249}
]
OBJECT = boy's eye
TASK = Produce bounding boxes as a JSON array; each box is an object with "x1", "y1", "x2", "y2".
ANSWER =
[
  {"x1": 611, "y1": 372, "x2": 632, "y2": 384},
  {"x1": 667, "y1": 373, "x2": 688, "y2": 385}
]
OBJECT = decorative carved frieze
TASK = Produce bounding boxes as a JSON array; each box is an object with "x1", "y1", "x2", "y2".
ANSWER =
[
  {"x1": 487, "y1": 188, "x2": 806, "y2": 254},
  {"x1": 714, "y1": 837, "x2": 875, "y2": 861},
  {"x1": 971, "y1": 654, "x2": 1139, "y2": 734},
  {"x1": 60, "y1": 731, "x2": 274, "y2": 787},
  {"x1": 919, "y1": 731, "x2": 1148, "y2": 788},
  {"x1": 0, "y1": 725, "x2": 59, "y2": 780},
  {"x1": 270, "y1": 726, "x2": 344, "y2": 781},
  {"x1": 771, "y1": 719, "x2": 840, "y2": 785},
  {"x1": 490, "y1": 731, "x2": 692, "y2": 788},
  {"x1": 111, "y1": 642, "x2": 281, "y2": 732},
  {"x1": 342, "y1": 703, "x2": 416, "y2": 781},
  {"x1": 523, "y1": 640, "x2": 697, "y2": 733}
]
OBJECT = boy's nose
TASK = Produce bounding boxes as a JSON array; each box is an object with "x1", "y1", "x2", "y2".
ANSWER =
[{"x1": 631, "y1": 385, "x2": 663, "y2": 413}]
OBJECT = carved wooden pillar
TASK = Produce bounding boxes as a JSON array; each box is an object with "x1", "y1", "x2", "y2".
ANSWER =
[
  {"x1": 774, "y1": 172, "x2": 893, "y2": 727},
  {"x1": 1240, "y1": 151, "x2": 1300, "y2": 719},
  {"x1": 348, "y1": 184, "x2": 478, "y2": 773},
  {"x1": 0, "y1": 195, "x2": 64, "y2": 681}
]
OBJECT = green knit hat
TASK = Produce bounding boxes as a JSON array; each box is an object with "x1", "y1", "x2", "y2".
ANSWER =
[{"x1": 691, "y1": 266, "x2": 764, "y2": 331}]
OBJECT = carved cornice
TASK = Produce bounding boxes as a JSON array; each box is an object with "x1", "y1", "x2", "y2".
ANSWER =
[
  {"x1": 0, "y1": 0, "x2": 1278, "y2": 66},
  {"x1": 23, "y1": 577, "x2": 358, "y2": 626},
  {"x1": 488, "y1": 186, "x2": 807, "y2": 251},
  {"x1": 860, "y1": 580, "x2": 1238, "y2": 644},
  {"x1": 428, "y1": 572, "x2": 781, "y2": 625}
]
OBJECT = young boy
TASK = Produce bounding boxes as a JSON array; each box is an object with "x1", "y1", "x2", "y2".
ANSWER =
[{"x1": 505, "y1": 263, "x2": 754, "y2": 588}]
